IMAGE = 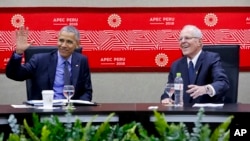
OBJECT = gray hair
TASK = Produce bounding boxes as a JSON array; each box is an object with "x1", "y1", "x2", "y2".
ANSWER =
[
  {"x1": 59, "y1": 25, "x2": 80, "y2": 42},
  {"x1": 182, "y1": 25, "x2": 202, "y2": 39}
]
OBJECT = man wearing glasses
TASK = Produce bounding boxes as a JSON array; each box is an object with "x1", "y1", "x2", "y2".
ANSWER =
[{"x1": 161, "y1": 25, "x2": 229, "y2": 105}]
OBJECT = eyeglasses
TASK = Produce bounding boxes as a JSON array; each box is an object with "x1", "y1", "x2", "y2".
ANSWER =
[{"x1": 178, "y1": 36, "x2": 200, "y2": 42}]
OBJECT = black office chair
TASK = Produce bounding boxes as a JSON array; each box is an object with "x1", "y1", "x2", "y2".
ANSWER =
[
  {"x1": 24, "y1": 46, "x2": 82, "y2": 100},
  {"x1": 203, "y1": 45, "x2": 240, "y2": 103}
]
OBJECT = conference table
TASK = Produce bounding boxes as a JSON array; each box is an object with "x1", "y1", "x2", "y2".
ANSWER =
[
  {"x1": 0, "y1": 103, "x2": 250, "y2": 136},
  {"x1": 0, "y1": 103, "x2": 249, "y2": 124}
]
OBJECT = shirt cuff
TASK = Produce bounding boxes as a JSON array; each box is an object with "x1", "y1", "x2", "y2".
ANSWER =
[
  {"x1": 206, "y1": 84, "x2": 215, "y2": 97},
  {"x1": 13, "y1": 52, "x2": 23, "y2": 59}
]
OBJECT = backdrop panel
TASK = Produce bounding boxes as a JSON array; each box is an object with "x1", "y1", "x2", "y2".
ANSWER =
[{"x1": 0, "y1": 7, "x2": 249, "y2": 72}]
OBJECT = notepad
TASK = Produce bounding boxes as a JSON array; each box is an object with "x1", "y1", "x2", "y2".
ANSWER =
[{"x1": 24, "y1": 99, "x2": 98, "y2": 106}]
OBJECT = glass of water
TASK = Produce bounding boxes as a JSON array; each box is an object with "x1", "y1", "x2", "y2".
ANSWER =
[
  {"x1": 63, "y1": 85, "x2": 75, "y2": 108},
  {"x1": 164, "y1": 83, "x2": 175, "y2": 105}
]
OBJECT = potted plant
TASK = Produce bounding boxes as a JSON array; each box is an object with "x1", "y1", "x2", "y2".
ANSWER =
[{"x1": 0, "y1": 107, "x2": 233, "y2": 141}]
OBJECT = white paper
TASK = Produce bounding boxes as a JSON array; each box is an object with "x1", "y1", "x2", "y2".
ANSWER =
[
  {"x1": 36, "y1": 107, "x2": 60, "y2": 110},
  {"x1": 192, "y1": 103, "x2": 224, "y2": 107},
  {"x1": 69, "y1": 100, "x2": 96, "y2": 105},
  {"x1": 25, "y1": 100, "x2": 65, "y2": 106},
  {"x1": 148, "y1": 106, "x2": 159, "y2": 110},
  {"x1": 11, "y1": 105, "x2": 34, "y2": 108}
]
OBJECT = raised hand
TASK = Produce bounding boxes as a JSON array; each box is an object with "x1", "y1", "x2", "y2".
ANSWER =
[{"x1": 15, "y1": 26, "x2": 34, "y2": 54}]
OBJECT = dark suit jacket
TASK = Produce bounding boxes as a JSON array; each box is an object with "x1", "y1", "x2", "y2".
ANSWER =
[
  {"x1": 6, "y1": 50, "x2": 93, "y2": 101},
  {"x1": 161, "y1": 50, "x2": 229, "y2": 104}
]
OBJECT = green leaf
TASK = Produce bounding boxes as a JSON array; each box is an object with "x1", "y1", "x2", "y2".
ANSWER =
[
  {"x1": 199, "y1": 124, "x2": 211, "y2": 141},
  {"x1": 31, "y1": 113, "x2": 44, "y2": 137},
  {"x1": 7, "y1": 133, "x2": 20, "y2": 141},
  {"x1": 0, "y1": 132, "x2": 4, "y2": 141},
  {"x1": 222, "y1": 130, "x2": 230, "y2": 141},
  {"x1": 92, "y1": 113, "x2": 115, "y2": 141},
  {"x1": 153, "y1": 110, "x2": 168, "y2": 140},
  {"x1": 23, "y1": 119, "x2": 40, "y2": 141},
  {"x1": 81, "y1": 114, "x2": 97, "y2": 140},
  {"x1": 190, "y1": 108, "x2": 205, "y2": 141},
  {"x1": 43, "y1": 115, "x2": 66, "y2": 140},
  {"x1": 113, "y1": 121, "x2": 137, "y2": 140},
  {"x1": 121, "y1": 124, "x2": 140, "y2": 141},
  {"x1": 137, "y1": 123, "x2": 153, "y2": 141},
  {"x1": 40, "y1": 126, "x2": 50, "y2": 141},
  {"x1": 210, "y1": 115, "x2": 234, "y2": 141}
]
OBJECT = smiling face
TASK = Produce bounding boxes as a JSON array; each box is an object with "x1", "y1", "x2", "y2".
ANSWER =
[
  {"x1": 57, "y1": 31, "x2": 79, "y2": 59},
  {"x1": 179, "y1": 25, "x2": 203, "y2": 59}
]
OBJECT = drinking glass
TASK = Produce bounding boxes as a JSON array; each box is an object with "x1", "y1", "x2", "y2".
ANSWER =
[
  {"x1": 63, "y1": 85, "x2": 75, "y2": 108},
  {"x1": 164, "y1": 83, "x2": 175, "y2": 104}
]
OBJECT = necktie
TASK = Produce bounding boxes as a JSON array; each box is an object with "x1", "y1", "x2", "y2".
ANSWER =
[
  {"x1": 188, "y1": 61, "x2": 196, "y2": 84},
  {"x1": 64, "y1": 61, "x2": 71, "y2": 85}
]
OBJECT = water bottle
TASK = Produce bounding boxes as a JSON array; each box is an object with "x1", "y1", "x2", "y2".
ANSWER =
[{"x1": 174, "y1": 72, "x2": 184, "y2": 107}]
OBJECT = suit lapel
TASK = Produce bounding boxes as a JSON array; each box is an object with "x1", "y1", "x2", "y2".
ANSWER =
[
  {"x1": 179, "y1": 57, "x2": 191, "y2": 103},
  {"x1": 179, "y1": 57, "x2": 189, "y2": 87},
  {"x1": 71, "y1": 53, "x2": 80, "y2": 86},
  {"x1": 195, "y1": 51, "x2": 205, "y2": 83},
  {"x1": 48, "y1": 53, "x2": 57, "y2": 88},
  {"x1": 191, "y1": 51, "x2": 205, "y2": 103}
]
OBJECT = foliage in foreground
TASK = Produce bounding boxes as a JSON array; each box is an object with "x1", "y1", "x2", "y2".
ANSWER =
[{"x1": 0, "y1": 107, "x2": 234, "y2": 141}]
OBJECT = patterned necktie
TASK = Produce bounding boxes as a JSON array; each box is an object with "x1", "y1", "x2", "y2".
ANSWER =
[
  {"x1": 188, "y1": 61, "x2": 196, "y2": 84},
  {"x1": 64, "y1": 61, "x2": 71, "y2": 85}
]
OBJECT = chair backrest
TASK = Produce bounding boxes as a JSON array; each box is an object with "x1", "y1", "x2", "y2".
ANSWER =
[
  {"x1": 24, "y1": 46, "x2": 82, "y2": 100},
  {"x1": 203, "y1": 45, "x2": 240, "y2": 103}
]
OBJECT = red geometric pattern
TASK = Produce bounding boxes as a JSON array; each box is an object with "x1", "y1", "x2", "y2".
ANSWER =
[
  {"x1": 0, "y1": 7, "x2": 250, "y2": 72},
  {"x1": 1, "y1": 29, "x2": 247, "y2": 50}
]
